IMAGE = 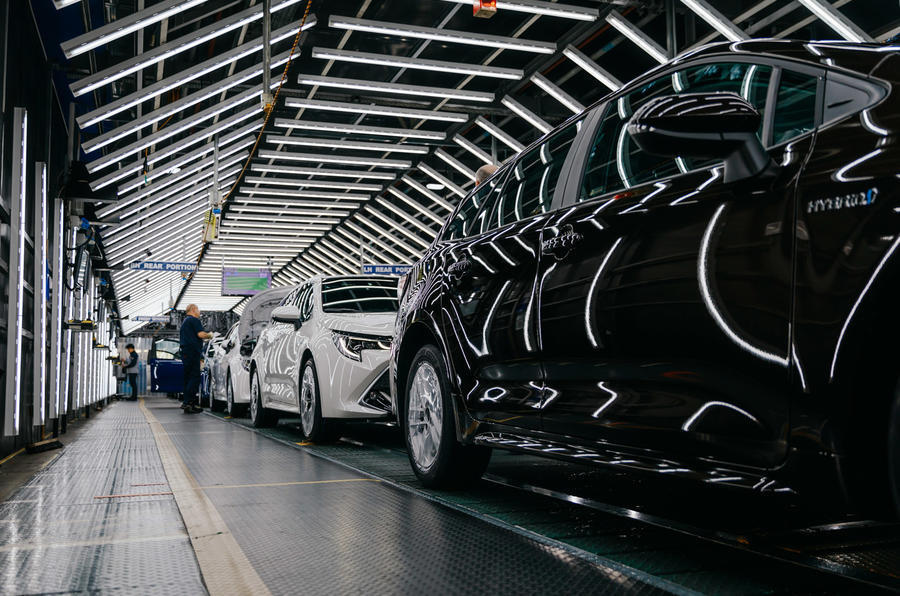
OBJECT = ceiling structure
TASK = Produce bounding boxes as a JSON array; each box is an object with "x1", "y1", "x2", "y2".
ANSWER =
[{"x1": 51, "y1": 0, "x2": 897, "y2": 333}]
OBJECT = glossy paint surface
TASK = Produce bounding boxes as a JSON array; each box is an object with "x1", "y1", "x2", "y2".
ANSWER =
[{"x1": 393, "y1": 41, "x2": 900, "y2": 498}]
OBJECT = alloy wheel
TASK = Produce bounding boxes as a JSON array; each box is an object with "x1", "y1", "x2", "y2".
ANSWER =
[
  {"x1": 250, "y1": 374, "x2": 259, "y2": 422},
  {"x1": 300, "y1": 363, "x2": 316, "y2": 437},
  {"x1": 407, "y1": 361, "x2": 442, "y2": 472}
]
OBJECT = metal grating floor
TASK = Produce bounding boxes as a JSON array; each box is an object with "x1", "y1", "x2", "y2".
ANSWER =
[{"x1": 0, "y1": 405, "x2": 206, "y2": 595}]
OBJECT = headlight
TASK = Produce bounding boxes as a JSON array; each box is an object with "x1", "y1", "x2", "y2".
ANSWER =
[{"x1": 331, "y1": 331, "x2": 391, "y2": 361}]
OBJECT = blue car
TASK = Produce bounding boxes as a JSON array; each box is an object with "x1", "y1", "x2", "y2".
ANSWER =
[{"x1": 148, "y1": 337, "x2": 183, "y2": 394}]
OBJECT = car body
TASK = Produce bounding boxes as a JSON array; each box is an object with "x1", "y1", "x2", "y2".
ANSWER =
[
  {"x1": 148, "y1": 336, "x2": 183, "y2": 394},
  {"x1": 211, "y1": 287, "x2": 291, "y2": 416},
  {"x1": 249, "y1": 276, "x2": 398, "y2": 439},
  {"x1": 202, "y1": 324, "x2": 233, "y2": 411},
  {"x1": 391, "y1": 40, "x2": 900, "y2": 512}
]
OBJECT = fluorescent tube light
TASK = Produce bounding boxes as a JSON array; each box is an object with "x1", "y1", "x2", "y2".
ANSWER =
[
  {"x1": 329, "y1": 16, "x2": 556, "y2": 54},
  {"x1": 273, "y1": 118, "x2": 445, "y2": 140},
  {"x1": 257, "y1": 149, "x2": 411, "y2": 169},
  {"x1": 560, "y1": 46, "x2": 621, "y2": 92},
  {"x1": 453, "y1": 134, "x2": 494, "y2": 165},
  {"x1": 437, "y1": 0, "x2": 597, "y2": 21},
  {"x1": 34, "y1": 162, "x2": 48, "y2": 424},
  {"x1": 243, "y1": 176, "x2": 382, "y2": 191},
  {"x1": 250, "y1": 163, "x2": 396, "y2": 180},
  {"x1": 475, "y1": 116, "x2": 525, "y2": 152},
  {"x1": 310, "y1": 47, "x2": 523, "y2": 79},
  {"x1": 796, "y1": 0, "x2": 874, "y2": 42},
  {"x1": 242, "y1": 187, "x2": 369, "y2": 200},
  {"x1": 531, "y1": 72, "x2": 586, "y2": 113},
  {"x1": 297, "y1": 74, "x2": 494, "y2": 102},
  {"x1": 679, "y1": 0, "x2": 748, "y2": 42},
  {"x1": 605, "y1": 10, "x2": 668, "y2": 63},
  {"x1": 62, "y1": 0, "x2": 209, "y2": 58},
  {"x1": 501, "y1": 96, "x2": 552, "y2": 134},
  {"x1": 266, "y1": 134, "x2": 429, "y2": 154},
  {"x1": 418, "y1": 163, "x2": 466, "y2": 198},
  {"x1": 434, "y1": 148, "x2": 477, "y2": 181},
  {"x1": 284, "y1": 97, "x2": 467, "y2": 123},
  {"x1": 399, "y1": 175, "x2": 456, "y2": 212}
]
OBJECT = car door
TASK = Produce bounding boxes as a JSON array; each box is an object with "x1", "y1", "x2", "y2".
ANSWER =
[
  {"x1": 282, "y1": 281, "x2": 315, "y2": 409},
  {"x1": 261, "y1": 287, "x2": 300, "y2": 403},
  {"x1": 440, "y1": 117, "x2": 584, "y2": 431},
  {"x1": 538, "y1": 60, "x2": 820, "y2": 469}
]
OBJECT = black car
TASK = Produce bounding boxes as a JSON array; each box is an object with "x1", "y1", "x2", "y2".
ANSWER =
[{"x1": 390, "y1": 40, "x2": 900, "y2": 514}]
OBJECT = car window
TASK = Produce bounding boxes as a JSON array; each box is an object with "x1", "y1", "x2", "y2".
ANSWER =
[
  {"x1": 579, "y1": 62, "x2": 772, "y2": 202},
  {"x1": 153, "y1": 338, "x2": 180, "y2": 360},
  {"x1": 492, "y1": 120, "x2": 581, "y2": 228},
  {"x1": 321, "y1": 278, "x2": 399, "y2": 313},
  {"x1": 773, "y1": 69, "x2": 819, "y2": 145},
  {"x1": 442, "y1": 167, "x2": 506, "y2": 241},
  {"x1": 280, "y1": 288, "x2": 298, "y2": 307},
  {"x1": 298, "y1": 284, "x2": 314, "y2": 320}
]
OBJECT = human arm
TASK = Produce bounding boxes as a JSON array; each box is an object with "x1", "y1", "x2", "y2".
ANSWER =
[{"x1": 197, "y1": 330, "x2": 213, "y2": 340}]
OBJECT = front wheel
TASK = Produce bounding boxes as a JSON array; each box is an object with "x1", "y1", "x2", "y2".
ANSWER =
[
  {"x1": 249, "y1": 369, "x2": 278, "y2": 428},
  {"x1": 402, "y1": 344, "x2": 490, "y2": 489},
  {"x1": 299, "y1": 359, "x2": 340, "y2": 443},
  {"x1": 226, "y1": 374, "x2": 246, "y2": 417}
]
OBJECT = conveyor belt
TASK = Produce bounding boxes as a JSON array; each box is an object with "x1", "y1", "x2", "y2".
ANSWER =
[{"x1": 211, "y1": 411, "x2": 900, "y2": 594}]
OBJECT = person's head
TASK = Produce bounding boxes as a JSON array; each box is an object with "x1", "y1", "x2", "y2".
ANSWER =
[
  {"x1": 186, "y1": 304, "x2": 200, "y2": 317},
  {"x1": 475, "y1": 164, "x2": 498, "y2": 186},
  {"x1": 126, "y1": 344, "x2": 135, "y2": 352}
]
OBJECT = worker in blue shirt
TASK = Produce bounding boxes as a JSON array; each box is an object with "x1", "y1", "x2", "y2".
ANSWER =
[
  {"x1": 123, "y1": 344, "x2": 139, "y2": 401},
  {"x1": 180, "y1": 304, "x2": 213, "y2": 413}
]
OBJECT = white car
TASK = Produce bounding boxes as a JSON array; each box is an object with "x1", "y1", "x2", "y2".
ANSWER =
[
  {"x1": 210, "y1": 287, "x2": 290, "y2": 416},
  {"x1": 249, "y1": 275, "x2": 398, "y2": 440}
]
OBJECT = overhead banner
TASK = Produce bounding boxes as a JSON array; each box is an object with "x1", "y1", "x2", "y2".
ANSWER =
[
  {"x1": 129, "y1": 261, "x2": 197, "y2": 272},
  {"x1": 222, "y1": 268, "x2": 272, "y2": 296},
  {"x1": 133, "y1": 316, "x2": 170, "y2": 323},
  {"x1": 362, "y1": 264, "x2": 413, "y2": 276}
]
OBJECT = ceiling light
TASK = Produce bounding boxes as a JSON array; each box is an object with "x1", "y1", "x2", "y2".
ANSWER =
[
  {"x1": 436, "y1": 0, "x2": 597, "y2": 21},
  {"x1": 285, "y1": 97, "x2": 467, "y2": 123},
  {"x1": 679, "y1": 0, "x2": 748, "y2": 42},
  {"x1": 796, "y1": 0, "x2": 873, "y2": 42},
  {"x1": 400, "y1": 175, "x2": 455, "y2": 212},
  {"x1": 232, "y1": 196, "x2": 362, "y2": 209},
  {"x1": 266, "y1": 134, "x2": 429, "y2": 154},
  {"x1": 229, "y1": 206, "x2": 351, "y2": 217},
  {"x1": 297, "y1": 74, "x2": 493, "y2": 102},
  {"x1": 273, "y1": 118, "x2": 446, "y2": 140},
  {"x1": 62, "y1": 0, "x2": 208, "y2": 58},
  {"x1": 243, "y1": 176, "x2": 382, "y2": 191},
  {"x1": 329, "y1": 16, "x2": 556, "y2": 54},
  {"x1": 530, "y1": 72, "x2": 586, "y2": 113},
  {"x1": 453, "y1": 134, "x2": 494, "y2": 165},
  {"x1": 71, "y1": 1, "x2": 313, "y2": 97},
  {"x1": 560, "y1": 47, "x2": 621, "y2": 92},
  {"x1": 434, "y1": 148, "x2": 477, "y2": 181},
  {"x1": 605, "y1": 10, "x2": 668, "y2": 64},
  {"x1": 418, "y1": 163, "x2": 466, "y2": 198},
  {"x1": 475, "y1": 116, "x2": 525, "y2": 152},
  {"x1": 310, "y1": 47, "x2": 522, "y2": 79},
  {"x1": 500, "y1": 96, "x2": 552, "y2": 134},
  {"x1": 257, "y1": 149, "x2": 411, "y2": 169},
  {"x1": 242, "y1": 187, "x2": 369, "y2": 200},
  {"x1": 426, "y1": 183, "x2": 444, "y2": 191},
  {"x1": 390, "y1": 185, "x2": 448, "y2": 222},
  {"x1": 250, "y1": 163, "x2": 396, "y2": 180},
  {"x1": 78, "y1": 21, "x2": 302, "y2": 129}
]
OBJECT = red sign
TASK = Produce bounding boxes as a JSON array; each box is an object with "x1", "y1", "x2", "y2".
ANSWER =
[{"x1": 474, "y1": 0, "x2": 497, "y2": 18}]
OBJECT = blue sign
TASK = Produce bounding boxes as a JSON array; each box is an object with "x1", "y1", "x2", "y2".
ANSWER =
[
  {"x1": 362, "y1": 264, "x2": 413, "y2": 276},
  {"x1": 129, "y1": 261, "x2": 197, "y2": 272},
  {"x1": 134, "y1": 316, "x2": 171, "y2": 322}
]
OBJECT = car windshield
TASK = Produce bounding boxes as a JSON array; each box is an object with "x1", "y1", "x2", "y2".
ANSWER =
[
  {"x1": 153, "y1": 339, "x2": 180, "y2": 360},
  {"x1": 321, "y1": 278, "x2": 399, "y2": 313}
]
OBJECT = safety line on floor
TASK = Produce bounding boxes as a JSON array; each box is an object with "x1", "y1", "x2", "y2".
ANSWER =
[
  {"x1": 206, "y1": 412, "x2": 700, "y2": 596},
  {"x1": 0, "y1": 532, "x2": 188, "y2": 553},
  {"x1": 140, "y1": 399, "x2": 272, "y2": 596}
]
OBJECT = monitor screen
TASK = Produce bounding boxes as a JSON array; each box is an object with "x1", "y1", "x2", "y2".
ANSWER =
[{"x1": 222, "y1": 268, "x2": 272, "y2": 296}]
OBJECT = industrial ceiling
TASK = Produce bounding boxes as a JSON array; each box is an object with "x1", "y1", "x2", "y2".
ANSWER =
[{"x1": 47, "y1": 0, "x2": 897, "y2": 334}]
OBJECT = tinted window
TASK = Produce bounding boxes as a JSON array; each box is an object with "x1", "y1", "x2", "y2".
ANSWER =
[
  {"x1": 493, "y1": 121, "x2": 580, "y2": 227},
  {"x1": 321, "y1": 278, "x2": 399, "y2": 313},
  {"x1": 580, "y1": 62, "x2": 772, "y2": 202},
  {"x1": 443, "y1": 168, "x2": 505, "y2": 241},
  {"x1": 773, "y1": 70, "x2": 818, "y2": 145}
]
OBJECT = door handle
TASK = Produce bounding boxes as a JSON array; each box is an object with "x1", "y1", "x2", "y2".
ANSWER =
[
  {"x1": 541, "y1": 227, "x2": 583, "y2": 258},
  {"x1": 448, "y1": 259, "x2": 472, "y2": 281}
]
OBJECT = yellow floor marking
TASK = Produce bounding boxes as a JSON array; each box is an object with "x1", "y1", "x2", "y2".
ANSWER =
[
  {"x1": 198, "y1": 478, "x2": 379, "y2": 490},
  {"x1": 139, "y1": 399, "x2": 271, "y2": 596},
  {"x1": 0, "y1": 448, "x2": 25, "y2": 466},
  {"x1": 295, "y1": 441, "x2": 313, "y2": 446}
]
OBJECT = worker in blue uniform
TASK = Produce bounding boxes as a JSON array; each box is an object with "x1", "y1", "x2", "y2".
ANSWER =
[
  {"x1": 180, "y1": 304, "x2": 212, "y2": 414},
  {"x1": 123, "y1": 344, "x2": 139, "y2": 401}
]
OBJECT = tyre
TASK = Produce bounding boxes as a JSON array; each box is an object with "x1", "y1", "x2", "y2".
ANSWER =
[
  {"x1": 299, "y1": 358, "x2": 340, "y2": 443},
  {"x1": 249, "y1": 369, "x2": 278, "y2": 428},
  {"x1": 226, "y1": 373, "x2": 246, "y2": 417},
  {"x1": 889, "y1": 386, "x2": 900, "y2": 518},
  {"x1": 402, "y1": 344, "x2": 491, "y2": 488}
]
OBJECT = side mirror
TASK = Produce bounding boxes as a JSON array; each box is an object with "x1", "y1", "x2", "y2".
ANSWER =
[
  {"x1": 627, "y1": 92, "x2": 773, "y2": 184},
  {"x1": 225, "y1": 340, "x2": 235, "y2": 352},
  {"x1": 271, "y1": 305, "x2": 302, "y2": 325},
  {"x1": 239, "y1": 339, "x2": 256, "y2": 357}
]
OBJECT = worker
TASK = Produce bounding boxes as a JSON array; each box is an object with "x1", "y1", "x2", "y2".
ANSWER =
[
  {"x1": 475, "y1": 163, "x2": 498, "y2": 186},
  {"x1": 180, "y1": 304, "x2": 213, "y2": 414},
  {"x1": 122, "y1": 344, "x2": 139, "y2": 401}
]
